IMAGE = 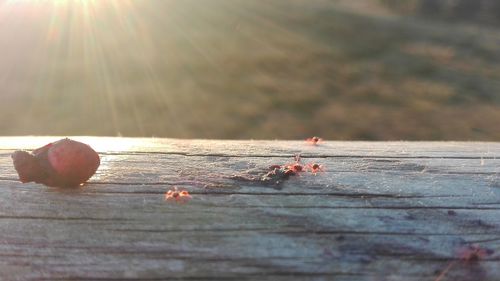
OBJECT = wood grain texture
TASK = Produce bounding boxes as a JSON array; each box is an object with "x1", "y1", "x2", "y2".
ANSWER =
[{"x1": 0, "y1": 137, "x2": 499, "y2": 281}]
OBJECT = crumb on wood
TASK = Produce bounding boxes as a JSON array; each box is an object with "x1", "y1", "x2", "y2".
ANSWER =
[
  {"x1": 228, "y1": 155, "x2": 324, "y2": 186},
  {"x1": 228, "y1": 167, "x2": 293, "y2": 186}
]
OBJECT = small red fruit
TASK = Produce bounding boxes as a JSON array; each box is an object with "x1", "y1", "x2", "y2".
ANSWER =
[{"x1": 11, "y1": 138, "x2": 100, "y2": 187}]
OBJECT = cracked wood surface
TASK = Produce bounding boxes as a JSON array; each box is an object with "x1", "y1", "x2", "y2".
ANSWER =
[{"x1": 0, "y1": 137, "x2": 499, "y2": 281}]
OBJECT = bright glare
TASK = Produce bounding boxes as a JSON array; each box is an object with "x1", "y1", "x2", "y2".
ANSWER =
[{"x1": 0, "y1": 136, "x2": 140, "y2": 152}]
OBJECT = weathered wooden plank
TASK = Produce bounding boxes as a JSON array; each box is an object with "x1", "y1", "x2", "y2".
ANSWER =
[
  {"x1": 0, "y1": 137, "x2": 499, "y2": 157},
  {"x1": 0, "y1": 137, "x2": 499, "y2": 280}
]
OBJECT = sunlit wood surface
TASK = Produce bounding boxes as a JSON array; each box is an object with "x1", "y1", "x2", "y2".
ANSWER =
[{"x1": 0, "y1": 137, "x2": 499, "y2": 280}]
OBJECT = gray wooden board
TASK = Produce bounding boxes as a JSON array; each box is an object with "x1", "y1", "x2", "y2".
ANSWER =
[{"x1": 0, "y1": 137, "x2": 499, "y2": 281}]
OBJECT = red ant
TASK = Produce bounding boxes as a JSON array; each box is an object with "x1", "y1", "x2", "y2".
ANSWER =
[
  {"x1": 434, "y1": 244, "x2": 493, "y2": 281},
  {"x1": 285, "y1": 155, "x2": 305, "y2": 174},
  {"x1": 165, "y1": 187, "x2": 192, "y2": 203},
  {"x1": 272, "y1": 156, "x2": 324, "y2": 175},
  {"x1": 268, "y1": 164, "x2": 300, "y2": 176},
  {"x1": 306, "y1": 163, "x2": 325, "y2": 175},
  {"x1": 262, "y1": 155, "x2": 323, "y2": 184},
  {"x1": 306, "y1": 136, "x2": 323, "y2": 145}
]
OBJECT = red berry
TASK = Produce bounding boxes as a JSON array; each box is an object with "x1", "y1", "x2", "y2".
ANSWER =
[
  {"x1": 11, "y1": 151, "x2": 46, "y2": 183},
  {"x1": 12, "y1": 138, "x2": 100, "y2": 187}
]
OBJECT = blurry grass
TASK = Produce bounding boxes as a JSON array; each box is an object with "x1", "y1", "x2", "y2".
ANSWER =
[{"x1": 1, "y1": 0, "x2": 499, "y2": 140}]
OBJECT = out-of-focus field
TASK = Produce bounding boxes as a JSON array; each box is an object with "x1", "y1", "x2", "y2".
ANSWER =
[{"x1": 1, "y1": 0, "x2": 499, "y2": 140}]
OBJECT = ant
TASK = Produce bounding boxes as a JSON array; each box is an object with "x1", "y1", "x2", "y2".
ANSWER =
[
  {"x1": 165, "y1": 186, "x2": 192, "y2": 203},
  {"x1": 306, "y1": 136, "x2": 323, "y2": 145},
  {"x1": 254, "y1": 155, "x2": 324, "y2": 185},
  {"x1": 259, "y1": 155, "x2": 305, "y2": 184},
  {"x1": 285, "y1": 155, "x2": 305, "y2": 174},
  {"x1": 306, "y1": 163, "x2": 325, "y2": 175},
  {"x1": 271, "y1": 156, "x2": 324, "y2": 176}
]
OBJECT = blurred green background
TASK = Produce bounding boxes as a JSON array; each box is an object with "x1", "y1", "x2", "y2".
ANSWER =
[{"x1": 1, "y1": 0, "x2": 499, "y2": 140}]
